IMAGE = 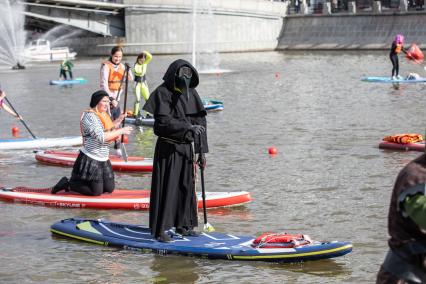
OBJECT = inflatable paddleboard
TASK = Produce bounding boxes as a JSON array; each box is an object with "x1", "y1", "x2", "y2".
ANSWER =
[
  {"x1": 124, "y1": 117, "x2": 154, "y2": 127},
  {"x1": 0, "y1": 136, "x2": 82, "y2": 150},
  {"x1": 35, "y1": 150, "x2": 153, "y2": 173},
  {"x1": 49, "y1": 78, "x2": 87, "y2": 85},
  {"x1": 379, "y1": 141, "x2": 425, "y2": 152},
  {"x1": 361, "y1": 76, "x2": 426, "y2": 83},
  {"x1": 203, "y1": 99, "x2": 224, "y2": 112},
  {"x1": 125, "y1": 99, "x2": 223, "y2": 127},
  {"x1": 50, "y1": 218, "x2": 353, "y2": 262},
  {"x1": 0, "y1": 187, "x2": 251, "y2": 210}
]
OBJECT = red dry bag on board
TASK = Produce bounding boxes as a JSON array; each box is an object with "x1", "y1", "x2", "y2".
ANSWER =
[
  {"x1": 252, "y1": 232, "x2": 312, "y2": 248},
  {"x1": 406, "y1": 43, "x2": 424, "y2": 63}
]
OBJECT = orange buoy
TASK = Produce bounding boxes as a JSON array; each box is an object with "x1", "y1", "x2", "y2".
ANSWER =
[
  {"x1": 12, "y1": 126, "x2": 19, "y2": 137},
  {"x1": 122, "y1": 135, "x2": 129, "y2": 144},
  {"x1": 268, "y1": 147, "x2": 277, "y2": 155}
]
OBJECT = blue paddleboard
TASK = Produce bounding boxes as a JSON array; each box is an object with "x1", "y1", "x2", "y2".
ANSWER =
[
  {"x1": 51, "y1": 218, "x2": 353, "y2": 262},
  {"x1": 361, "y1": 76, "x2": 426, "y2": 83},
  {"x1": 49, "y1": 78, "x2": 87, "y2": 85}
]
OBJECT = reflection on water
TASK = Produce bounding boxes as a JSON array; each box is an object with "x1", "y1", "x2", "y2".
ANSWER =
[{"x1": 1, "y1": 51, "x2": 426, "y2": 283}]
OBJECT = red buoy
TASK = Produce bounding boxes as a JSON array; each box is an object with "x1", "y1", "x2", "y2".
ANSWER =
[
  {"x1": 275, "y1": 72, "x2": 280, "y2": 79},
  {"x1": 268, "y1": 147, "x2": 277, "y2": 155},
  {"x1": 12, "y1": 126, "x2": 19, "y2": 137},
  {"x1": 122, "y1": 135, "x2": 129, "y2": 144}
]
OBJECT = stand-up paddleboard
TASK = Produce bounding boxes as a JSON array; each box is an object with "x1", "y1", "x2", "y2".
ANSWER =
[
  {"x1": 50, "y1": 218, "x2": 353, "y2": 262},
  {"x1": 35, "y1": 150, "x2": 153, "y2": 173},
  {"x1": 0, "y1": 136, "x2": 82, "y2": 150},
  {"x1": 361, "y1": 76, "x2": 426, "y2": 83},
  {"x1": 125, "y1": 99, "x2": 223, "y2": 127},
  {"x1": 124, "y1": 117, "x2": 154, "y2": 127},
  {"x1": 379, "y1": 141, "x2": 425, "y2": 152},
  {"x1": 0, "y1": 187, "x2": 252, "y2": 210},
  {"x1": 49, "y1": 78, "x2": 87, "y2": 85},
  {"x1": 202, "y1": 99, "x2": 224, "y2": 112}
]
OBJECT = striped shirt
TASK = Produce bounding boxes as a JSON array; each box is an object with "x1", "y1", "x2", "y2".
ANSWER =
[{"x1": 80, "y1": 112, "x2": 110, "y2": 161}]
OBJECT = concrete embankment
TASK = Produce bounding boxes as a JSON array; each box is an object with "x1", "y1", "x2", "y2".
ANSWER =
[{"x1": 277, "y1": 12, "x2": 426, "y2": 50}]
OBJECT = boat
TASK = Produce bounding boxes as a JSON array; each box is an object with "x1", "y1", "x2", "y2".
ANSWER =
[
  {"x1": 361, "y1": 76, "x2": 426, "y2": 83},
  {"x1": 0, "y1": 187, "x2": 252, "y2": 210},
  {"x1": 49, "y1": 78, "x2": 87, "y2": 85},
  {"x1": 24, "y1": 39, "x2": 77, "y2": 62},
  {"x1": 0, "y1": 136, "x2": 82, "y2": 150},
  {"x1": 50, "y1": 218, "x2": 353, "y2": 262},
  {"x1": 379, "y1": 141, "x2": 425, "y2": 152},
  {"x1": 35, "y1": 150, "x2": 153, "y2": 173}
]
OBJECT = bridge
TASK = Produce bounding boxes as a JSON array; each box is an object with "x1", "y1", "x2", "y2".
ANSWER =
[
  {"x1": 22, "y1": 0, "x2": 288, "y2": 55},
  {"x1": 24, "y1": 0, "x2": 126, "y2": 36}
]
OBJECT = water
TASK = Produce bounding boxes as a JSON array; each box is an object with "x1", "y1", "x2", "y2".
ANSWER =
[{"x1": 1, "y1": 51, "x2": 426, "y2": 283}]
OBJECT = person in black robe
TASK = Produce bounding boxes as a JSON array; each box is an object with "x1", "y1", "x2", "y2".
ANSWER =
[{"x1": 143, "y1": 59, "x2": 208, "y2": 242}]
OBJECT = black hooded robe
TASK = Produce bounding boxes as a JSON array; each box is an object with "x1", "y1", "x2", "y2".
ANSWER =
[{"x1": 143, "y1": 59, "x2": 208, "y2": 238}]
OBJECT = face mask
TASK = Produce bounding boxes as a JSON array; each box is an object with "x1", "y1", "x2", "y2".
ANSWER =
[{"x1": 175, "y1": 66, "x2": 193, "y2": 100}]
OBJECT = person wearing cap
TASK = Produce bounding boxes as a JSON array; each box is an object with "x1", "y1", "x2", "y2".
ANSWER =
[
  {"x1": 143, "y1": 59, "x2": 208, "y2": 242},
  {"x1": 390, "y1": 34, "x2": 407, "y2": 80},
  {"x1": 51, "y1": 90, "x2": 132, "y2": 196},
  {"x1": 376, "y1": 153, "x2": 426, "y2": 283}
]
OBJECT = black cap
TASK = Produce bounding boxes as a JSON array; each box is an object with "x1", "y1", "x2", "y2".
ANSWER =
[{"x1": 90, "y1": 90, "x2": 109, "y2": 108}]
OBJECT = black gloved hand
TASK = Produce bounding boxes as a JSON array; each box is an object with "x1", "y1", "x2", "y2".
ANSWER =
[{"x1": 191, "y1": 125, "x2": 205, "y2": 136}]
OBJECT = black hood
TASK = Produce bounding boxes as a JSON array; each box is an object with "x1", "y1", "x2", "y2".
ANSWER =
[{"x1": 162, "y1": 59, "x2": 199, "y2": 91}]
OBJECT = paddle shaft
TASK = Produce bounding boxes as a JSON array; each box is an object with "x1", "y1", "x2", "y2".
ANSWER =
[
  {"x1": 119, "y1": 63, "x2": 130, "y2": 162},
  {"x1": 4, "y1": 97, "x2": 37, "y2": 139},
  {"x1": 197, "y1": 134, "x2": 208, "y2": 225}
]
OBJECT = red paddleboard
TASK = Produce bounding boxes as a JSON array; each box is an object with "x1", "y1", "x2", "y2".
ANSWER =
[
  {"x1": 379, "y1": 141, "x2": 425, "y2": 152},
  {"x1": 0, "y1": 187, "x2": 252, "y2": 210},
  {"x1": 35, "y1": 150, "x2": 153, "y2": 173}
]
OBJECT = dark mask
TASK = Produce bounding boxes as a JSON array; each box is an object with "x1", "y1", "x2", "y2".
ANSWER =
[{"x1": 175, "y1": 66, "x2": 192, "y2": 100}]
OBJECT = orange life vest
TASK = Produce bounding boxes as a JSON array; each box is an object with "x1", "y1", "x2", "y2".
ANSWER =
[
  {"x1": 103, "y1": 61, "x2": 125, "y2": 91},
  {"x1": 395, "y1": 43, "x2": 402, "y2": 54},
  {"x1": 383, "y1": 133, "x2": 424, "y2": 144},
  {"x1": 81, "y1": 109, "x2": 115, "y2": 132}
]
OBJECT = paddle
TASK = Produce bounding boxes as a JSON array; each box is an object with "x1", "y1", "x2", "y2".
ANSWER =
[
  {"x1": 197, "y1": 134, "x2": 215, "y2": 232},
  {"x1": 0, "y1": 88, "x2": 37, "y2": 139},
  {"x1": 119, "y1": 63, "x2": 131, "y2": 162}
]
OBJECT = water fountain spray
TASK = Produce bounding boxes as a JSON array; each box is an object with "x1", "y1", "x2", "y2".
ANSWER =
[{"x1": 0, "y1": 0, "x2": 27, "y2": 69}]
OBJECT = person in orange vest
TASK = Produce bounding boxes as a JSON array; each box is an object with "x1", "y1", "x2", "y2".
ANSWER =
[
  {"x1": 389, "y1": 34, "x2": 407, "y2": 80},
  {"x1": 100, "y1": 46, "x2": 133, "y2": 121}
]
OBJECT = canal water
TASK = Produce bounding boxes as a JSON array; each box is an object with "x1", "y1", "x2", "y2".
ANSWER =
[{"x1": 0, "y1": 51, "x2": 425, "y2": 283}]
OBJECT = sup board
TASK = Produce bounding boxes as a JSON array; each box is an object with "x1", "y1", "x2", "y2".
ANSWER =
[
  {"x1": 379, "y1": 141, "x2": 425, "y2": 152},
  {"x1": 0, "y1": 187, "x2": 252, "y2": 210},
  {"x1": 50, "y1": 218, "x2": 353, "y2": 262},
  {"x1": 124, "y1": 117, "x2": 154, "y2": 127},
  {"x1": 49, "y1": 78, "x2": 87, "y2": 85},
  {"x1": 202, "y1": 99, "x2": 224, "y2": 112},
  {"x1": 35, "y1": 150, "x2": 153, "y2": 173},
  {"x1": 361, "y1": 76, "x2": 426, "y2": 83},
  {"x1": 125, "y1": 99, "x2": 223, "y2": 127},
  {"x1": 0, "y1": 136, "x2": 82, "y2": 150}
]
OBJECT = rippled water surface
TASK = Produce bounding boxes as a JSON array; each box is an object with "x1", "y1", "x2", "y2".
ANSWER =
[{"x1": 1, "y1": 51, "x2": 426, "y2": 283}]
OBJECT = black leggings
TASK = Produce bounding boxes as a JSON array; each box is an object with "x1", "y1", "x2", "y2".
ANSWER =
[
  {"x1": 390, "y1": 54, "x2": 399, "y2": 77},
  {"x1": 60, "y1": 70, "x2": 73, "y2": 80},
  {"x1": 69, "y1": 179, "x2": 114, "y2": 196}
]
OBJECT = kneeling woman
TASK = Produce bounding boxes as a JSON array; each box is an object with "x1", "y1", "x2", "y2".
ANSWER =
[{"x1": 52, "y1": 90, "x2": 132, "y2": 196}]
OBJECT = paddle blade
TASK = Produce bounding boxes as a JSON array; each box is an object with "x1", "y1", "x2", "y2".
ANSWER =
[
  {"x1": 203, "y1": 222, "x2": 215, "y2": 232},
  {"x1": 120, "y1": 143, "x2": 128, "y2": 162}
]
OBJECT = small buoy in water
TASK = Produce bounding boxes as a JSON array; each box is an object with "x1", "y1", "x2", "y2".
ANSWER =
[
  {"x1": 12, "y1": 126, "x2": 19, "y2": 137},
  {"x1": 122, "y1": 135, "x2": 129, "y2": 144},
  {"x1": 275, "y1": 72, "x2": 280, "y2": 79},
  {"x1": 268, "y1": 147, "x2": 277, "y2": 155}
]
